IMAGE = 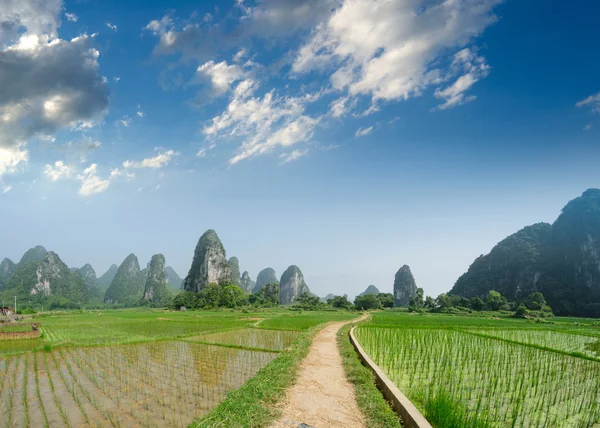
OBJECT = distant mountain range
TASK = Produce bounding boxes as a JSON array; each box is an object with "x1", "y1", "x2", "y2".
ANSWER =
[
  {"x1": 451, "y1": 189, "x2": 600, "y2": 317},
  {"x1": 4, "y1": 189, "x2": 600, "y2": 315},
  {"x1": 0, "y1": 248, "x2": 185, "y2": 308}
]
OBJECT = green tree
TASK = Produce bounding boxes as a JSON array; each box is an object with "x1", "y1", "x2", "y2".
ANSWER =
[
  {"x1": 435, "y1": 293, "x2": 452, "y2": 311},
  {"x1": 409, "y1": 288, "x2": 425, "y2": 311},
  {"x1": 469, "y1": 296, "x2": 485, "y2": 311},
  {"x1": 329, "y1": 295, "x2": 353, "y2": 310},
  {"x1": 376, "y1": 293, "x2": 394, "y2": 308},
  {"x1": 295, "y1": 292, "x2": 323, "y2": 310},
  {"x1": 354, "y1": 294, "x2": 381, "y2": 310},
  {"x1": 514, "y1": 304, "x2": 528, "y2": 318},
  {"x1": 219, "y1": 285, "x2": 247, "y2": 308},
  {"x1": 196, "y1": 283, "x2": 222, "y2": 308},
  {"x1": 526, "y1": 292, "x2": 547, "y2": 310},
  {"x1": 485, "y1": 290, "x2": 507, "y2": 311},
  {"x1": 172, "y1": 291, "x2": 196, "y2": 309},
  {"x1": 424, "y1": 296, "x2": 436, "y2": 310},
  {"x1": 256, "y1": 282, "x2": 280, "y2": 307}
]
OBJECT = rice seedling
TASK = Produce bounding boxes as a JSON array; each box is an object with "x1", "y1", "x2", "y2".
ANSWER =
[
  {"x1": 190, "y1": 328, "x2": 301, "y2": 351},
  {"x1": 355, "y1": 327, "x2": 600, "y2": 427},
  {"x1": 463, "y1": 329, "x2": 600, "y2": 359}
]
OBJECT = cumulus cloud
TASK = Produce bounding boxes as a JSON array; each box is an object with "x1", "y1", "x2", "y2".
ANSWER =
[
  {"x1": 77, "y1": 163, "x2": 110, "y2": 196},
  {"x1": 0, "y1": 0, "x2": 109, "y2": 157},
  {"x1": 65, "y1": 13, "x2": 78, "y2": 23},
  {"x1": 576, "y1": 92, "x2": 600, "y2": 114},
  {"x1": 293, "y1": 0, "x2": 499, "y2": 103},
  {"x1": 43, "y1": 160, "x2": 74, "y2": 180},
  {"x1": 196, "y1": 60, "x2": 246, "y2": 95},
  {"x1": 279, "y1": 149, "x2": 308, "y2": 164},
  {"x1": 106, "y1": 23, "x2": 117, "y2": 32},
  {"x1": 0, "y1": 146, "x2": 28, "y2": 178},
  {"x1": 355, "y1": 126, "x2": 373, "y2": 137},
  {"x1": 0, "y1": 0, "x2": 62, "y2": 46},
  {"x1": 123, "y1": 150, "x2": 177, "y2": 169},
  {"x1": 136, "y1": 104, "x2": 144, "y2": 117},
  {"x1": 2, "y1": 185, "x2": 11, "y2": 194}
]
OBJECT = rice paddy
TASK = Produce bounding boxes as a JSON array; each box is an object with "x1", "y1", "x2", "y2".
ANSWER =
[
  {"x1": 0, "y1": 308, "x2": 353, "y2": 427},
  {"x1": 355, "y1": 312, "x2": 600, "y2": 428}
]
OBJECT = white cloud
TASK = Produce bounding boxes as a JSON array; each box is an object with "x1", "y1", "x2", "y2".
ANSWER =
[
  {"x1": 293, "y1": 0, "x2": 499, "y2": 104},
  {"x1": 123, "y1": 150, "x2": 177, "y2": 169},
  {"x1": 113, "y1": 76, "x2": 120, "y2": 82},
  {"x1": 0, "y1": 0, "x2": 62, "y2": 45},
  {"x1": 2, "y1": 185, "x2": 12, "y2": 194},
  {"x1": 65, "y1": 13, "x2": 78, "y2": 23},
  {"x1": 433, "y1": 48, "x2": 490, "y2": 110},
  {"x1": 279, "y1": 149, "x2": 308, "y2": 164},
  {"x1": 204, "y1": 79, "x2": 323, "y2": 164},
  {"x1": 110, "y1": 168, "x2": 135, "y2": 180},
  {"x1": 43, "y1": 160, "x2": 74, "y2": 180},
  {"x1": 0, "y1": 146, "x2": 28, "y2": 178},
  {"x1": 584, "y1": 124, "x2": 592, "y2": 131},
  {"x1": 329, "y1": 96, "x2": 354, "y2": 118},
  {"x1": 355, "y1": 126, "x2": 373, "y2": 137},
  {"x1": 106, "y1": 23, "x2": 118, "y2": 32},
  {"x1": 233, "y1": 48, "x2": 248, "y2": 62},
  {"x1": 0, "y1": 3, "x2": 109, "y2": 150},
  {"x1": 196, "y1": 60, "x2": 246, "y2": 95},
  {"x1": 136, "y1": 106, "x2": 144, "y2": 118},
  {"x1": 116, "y1": 116, "x2": 131, "y2": 127},
  {"x1": 576, "y1": 92, "x2": 600, "y2": 114},
  {"x1": 196, "y1": 148, "x2": 206, "y2": 157},
  {"x1": 77, "y1": 163, "x2": 110, "y2": 196}
]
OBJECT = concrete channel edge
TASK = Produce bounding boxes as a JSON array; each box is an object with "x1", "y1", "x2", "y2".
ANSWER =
[{"x1": 349, "y1": 326, "x2": 433, "y2": 428}]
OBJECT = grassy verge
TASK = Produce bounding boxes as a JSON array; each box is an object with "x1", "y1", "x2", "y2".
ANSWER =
[
  {"x1": 190, "y1": 326, "x2": 319, "y2": 427},
  {"x1": 337, "y1": 323, "x2": 402, "y2": 428}
]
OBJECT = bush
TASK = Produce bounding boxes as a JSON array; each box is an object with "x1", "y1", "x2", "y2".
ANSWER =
[
  {"x1": 514, "y1": 305, "x2": 528, "y2": 318},
  {"x1": 294, "y1": 293, "x2": 324, "y2": 310},
  {"x1": 328, "y1": 295, "x2": 354, "y2": 310},
  {"x1": 376, "y1": 293, "x2": 394, "y2": 308},
  {"x1": 354, "y1": 294, "x2": 381, "y2": 310}
]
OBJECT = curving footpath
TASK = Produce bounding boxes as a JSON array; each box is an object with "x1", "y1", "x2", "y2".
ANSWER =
[{"x1": 270, "y1": 315, "x2": 369, "y2": 428}]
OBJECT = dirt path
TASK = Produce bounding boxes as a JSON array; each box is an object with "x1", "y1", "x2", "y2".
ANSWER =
[{"x1": 271, "y1": 314, "x2": 369, "y2": 428}]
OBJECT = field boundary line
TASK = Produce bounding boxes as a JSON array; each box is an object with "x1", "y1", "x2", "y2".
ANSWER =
[
  {"x1": 349, "y1": 326, "x2": 432, "y2": 428},
  {"x1": 455, "y1": 328, "x2": 600, "y2": 362}
]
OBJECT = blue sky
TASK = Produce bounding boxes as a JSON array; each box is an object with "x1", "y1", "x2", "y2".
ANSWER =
[{"x1": 0, "y1": 0, "x2": 598, "y2": 299}]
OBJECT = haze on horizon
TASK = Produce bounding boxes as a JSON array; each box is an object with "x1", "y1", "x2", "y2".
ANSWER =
[{"x1": 0, "y1": 0, "x2": 598, "y2": 300}]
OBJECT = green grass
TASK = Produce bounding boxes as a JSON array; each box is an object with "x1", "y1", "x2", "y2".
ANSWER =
[
  {"x1": 191, "y1": 327, "x2": 318, "y2": 427},
  {"x1": 0, "y1": 323, "x2": 34, "y2": 333},
  {"x1": 257, "y1": 311, "x2": 356, "y2": 330},
  {"x1": 337, "y1": 323, "x2": 402, "y2": 428}
]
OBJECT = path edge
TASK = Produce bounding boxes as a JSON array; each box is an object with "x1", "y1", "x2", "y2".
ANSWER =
[{"x1": 349, "y1": 326, "x2": 432, "y2": 428}]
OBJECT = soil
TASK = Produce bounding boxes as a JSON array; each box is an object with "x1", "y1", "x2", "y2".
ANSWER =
[{"x1": 271, "y1": 315, "x2": 369, "y2": 428}]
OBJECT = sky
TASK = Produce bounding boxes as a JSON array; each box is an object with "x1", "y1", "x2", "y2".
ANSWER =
[{"x1": 0, "y1": 0, "x2": 599, "y2": 299}]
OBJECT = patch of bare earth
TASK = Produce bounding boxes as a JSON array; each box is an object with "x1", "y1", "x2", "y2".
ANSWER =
[{"x1": 271, "y1": 315, "x2": 368, "y2": 428}]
